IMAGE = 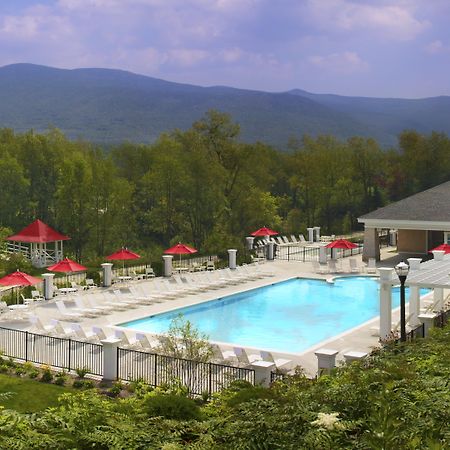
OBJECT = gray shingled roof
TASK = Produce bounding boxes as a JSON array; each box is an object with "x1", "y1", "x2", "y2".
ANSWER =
[{"x1": 359, "y1": 181, "x2": 450, "y2": 222}]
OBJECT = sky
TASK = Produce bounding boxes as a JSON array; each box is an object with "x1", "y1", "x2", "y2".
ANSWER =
[{"x1": 1, "y1": 0, "x2": 450, "y2": 98}]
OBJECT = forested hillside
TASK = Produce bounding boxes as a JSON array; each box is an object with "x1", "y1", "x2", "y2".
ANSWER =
[
  {"x1": 1, "y1": 110, "x2": 449, "y2": 262},
  {"x1": 3, "y1": 64, "x2": 450, "y2": 147}
]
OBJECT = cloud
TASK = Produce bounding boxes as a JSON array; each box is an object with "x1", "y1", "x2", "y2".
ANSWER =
[
  {"x1": 309, "y1": 51, "x2": 369, "y2": 74},
  {"x1": 304, "y1": 0, "x2": 430, "y2": 41},
  {"x1": 425, "y1": 40, "x2": 445, "y2": 54}
]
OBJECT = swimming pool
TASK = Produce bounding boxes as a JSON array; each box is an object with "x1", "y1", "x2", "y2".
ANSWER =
[{"x1": 121, "y1": 277, "x2": 428, "y2": 353}]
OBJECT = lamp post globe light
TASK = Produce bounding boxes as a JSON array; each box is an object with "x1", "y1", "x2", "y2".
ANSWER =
[{"x1": 395, "y1": 261, "x2": 410, "y2": 342}]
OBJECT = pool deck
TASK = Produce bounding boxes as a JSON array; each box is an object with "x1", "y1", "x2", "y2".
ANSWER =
[{"x1": 2, "y1": 248, "x2": 433, "y2": 378}]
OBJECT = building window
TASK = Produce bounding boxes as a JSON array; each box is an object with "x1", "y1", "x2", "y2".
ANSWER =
[{"x1": 445, "y1": 232, "x2": 450, "y2": 244}]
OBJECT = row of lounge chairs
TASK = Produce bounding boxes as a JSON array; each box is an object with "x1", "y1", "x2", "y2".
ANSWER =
[
  {"x1": 38, "y1": 264, "x2": 275, "y2": 323},
  {"x1": 313, "y1": 258, "x2": 377, "y2": 275},
  {"x1": 256, "y1": 235, "x2": 308, "y2": 247},
  {"x1": 27, "y1": 315, "x2": 293, "y2": 370}
]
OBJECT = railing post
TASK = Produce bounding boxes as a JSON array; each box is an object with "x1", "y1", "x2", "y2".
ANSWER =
[
  {"x1": 287, "y1": 245, "x2": 290, "y2": 261},
  {"x1": 154, "y1": 353, "x2": 158, "y2": 386},
  {"x1": 208, "y1": 363, "x2": 212, "y2": 395},
  {"x1": 25, "y1": 331, "x2": 29, "y2": 362},
  {"x1": 68, "y1": 339, "x2": 72, "y2": 371}
]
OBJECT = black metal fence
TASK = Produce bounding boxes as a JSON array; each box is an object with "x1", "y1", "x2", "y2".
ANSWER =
[
  {"x1": 405, "y1": 323, "x2": 425, "y2": 341},
  {"x1": 434, "y1": 309, "x2": 450, "y2": 328},
  {"x1": 0, "y1": 326, "x2": 103, "y2": 376},
  {"x1": 117, "y1": 347, "x2": 255, "y2": 396},
  {"x1": 275, "y1": 244, "x2": 363, "y2": 262},
  {"x1": 275, "y1": 246, "x2": 320, "y2": 262},
  {"x1": 270, "y1": 371, "x2": 287, "y2": 383}
]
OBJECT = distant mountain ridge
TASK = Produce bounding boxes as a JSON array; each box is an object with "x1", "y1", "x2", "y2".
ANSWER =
[{"x1": 0, "y1": 63, "x2": 449, "y2": 148}]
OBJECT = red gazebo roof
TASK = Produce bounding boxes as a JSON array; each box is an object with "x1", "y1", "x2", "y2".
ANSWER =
[{"x1": 7, "y1": 219, "x2": 70, "y2": 243}]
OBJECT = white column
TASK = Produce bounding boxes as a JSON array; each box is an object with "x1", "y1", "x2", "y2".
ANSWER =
[
  {"x1": 101, "y1": 337, "x2": 121, "y2": 381},
  {"x1": 343, "y1": 351, "x2": 368, "y2": 363},
  {"x1": 246, "y1": 236, "x2": 255, "y2": 250},
  {"x1": 101, "y1": 263, "x2": 113, "y2": 287},
  {"x1": 389, "y1": 230, "x2": 397, "y2": 247},
  {"x1": 407, "y1": 258, "x2": 422, "y2": 270},
  {"x1": 314, "y1": 348, "x2": 338, "y2": 377},
  {"x1": 418, "y1": 313, "x2": 437, "y2": 337},
  {"x1": 314, "y1": 226, "x2": 321, "y2": 242},
  {"x1": 251, "y1": 361, "x2": 276, "y2": 387},
  {"x1": 307, "y1": 227, "x2": 314, "y2": 243},
  {"x1": 378, "y1": 268, "x2": 394, "y2": 340},
  {"x1": 228, "y1": 249, "x2": 237, "y2": 270},
  {"x1": 42, "y1": 273, "x2": 55, "y2": 300},
  {"x1": 433, "y1": 287, "x2": 444, "y2": 311},
  {"x1": 408, "y1": 285, "x2": 421, "y2": 328},
  {"x1": 362, "y1": 227, "x2": 380, "y2": 262},
  {"x1": 432, "y1": 250, "x2": 445, "y2": 261},
  {"x1": 319, "y1": 245, "x2": 327, "y2": 264},
  {"x1": 266, "y1": 242, "x2": 274, "y2": 260},
  {"x1": 162, "y1": 255, "x2": 173, "y2": 277}
]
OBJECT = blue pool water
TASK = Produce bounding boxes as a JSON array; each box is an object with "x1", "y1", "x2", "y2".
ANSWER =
[{"x1": 121, "y1": 277, "x2": 428, "y2": 353}]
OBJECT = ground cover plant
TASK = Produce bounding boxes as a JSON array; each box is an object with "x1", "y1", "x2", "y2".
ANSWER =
[{"x1": 0, "y1": 323, "x2": 448, "y2": 449}]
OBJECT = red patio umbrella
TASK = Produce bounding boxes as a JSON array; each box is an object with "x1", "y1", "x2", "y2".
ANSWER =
[
  {"x1": 429, "y1": 243, "x2": 450, "y2": 254},
  {"x1": 251, "y1": 227, "x2": 278, "y2": 237},
  {"x1": 48, "y1": 258, "x2": 87, "y2": 273},
  {"x1": 106, "y1": 248, "x2": 141, "y2": 275},
  {"x1": 48, "y1": 258, "x2": 87, "y2": 289},
  {"x1": 326, "y1": 239, "x2": 358, "y2": 260},
  {"x1": 164, "y1": 243, "x2": 197, "y2": 268},
  {"x1": 326, "y1": 239, "x2": 358, "y2": 250},
  {"x1": 0, "y1": 270, "x2": 42, "y2": 304}
]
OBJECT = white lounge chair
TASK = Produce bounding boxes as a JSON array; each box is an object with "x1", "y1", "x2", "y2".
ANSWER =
[
  {"x1": 327, "y1": 260, "x2": 344, "y2": 274},
  {"x1": 299, "y1": 234, "x2": 307, "y2": 243},
  {"x1": 56, "y1": 301, "x2": 83, "y2": 321},
  {"x1": 259, "y1": 350, "x2": 292, "y2": 369},
  {"x1": 349, "y1": 258, "x2": 361, "y2": 273},
  {"x1": 312, "y1": 261, "x2": 328, "y2": 274},
  {"x1": 145, "y1": 267, "x2": 156, "y2": 278},
  {"x1": 290, "y1": 235, "x2": 299, "y2": 243},
  {"x1": 73, "y1": 297, "x2": 102, "y2": 317},
  {"x1": 70, "y1": 323, "x2": 99, "y2": 342},
  {"x1": 31, "y1": 290, "x2": 45, "y2": 301},
  {"x1": 366, "y1": 258, "x2": 377, "y2": 274}
]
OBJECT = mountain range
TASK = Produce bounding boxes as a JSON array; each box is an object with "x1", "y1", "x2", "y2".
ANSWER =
[{"x1": 1, "y1": 63, "x2": 450, "y2": 149}]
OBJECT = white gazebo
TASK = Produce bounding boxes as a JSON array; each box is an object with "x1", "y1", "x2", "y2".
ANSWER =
[
  {"x1": 377, "y1": 250, "x2": 450, "y2": 339},
  {"x1": 6, "y1": 219, "x2": 70, "y2": 268}
]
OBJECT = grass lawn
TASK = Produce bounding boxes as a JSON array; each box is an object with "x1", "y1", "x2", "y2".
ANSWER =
[{"x1": 0, "y1": 374, "x2": 72, "y2": 413}]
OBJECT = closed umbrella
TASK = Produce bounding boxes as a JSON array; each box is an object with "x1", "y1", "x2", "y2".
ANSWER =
[
  {"x1": 0, "y1": 270, "x2": 42, "y2": 304},
  {"x1": 164, "y1": 243, "x2": 197, "y2": 269}
]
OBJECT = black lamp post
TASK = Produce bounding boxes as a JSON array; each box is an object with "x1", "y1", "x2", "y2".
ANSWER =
[{"x1": 395, "y1": 261, "x2": 410, "y2": 342}]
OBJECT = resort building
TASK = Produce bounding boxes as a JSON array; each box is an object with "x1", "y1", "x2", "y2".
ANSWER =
[{"x1": 358, "y1": 181, "x2": 450, "y2": 261}]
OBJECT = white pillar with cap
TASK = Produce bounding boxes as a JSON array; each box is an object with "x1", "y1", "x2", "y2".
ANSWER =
[
  {"x1": 101, "y1": 263, "x2": 113, "y2": 287},
  {"x1": 378, "y1": 268, "x2": 394, "y2": 340},
  {"x1": 307, "y1": 227, "x2": 314, "y2": 243},
  {"x1": 228, "y1": 249, "x2": 237, "y2": 270},
  {"x1": 162, "y1": 255, "x2": 173, "y2": 277},
  {"x1": 42, "y1": 273, "x2": 55, "y2": 300}
]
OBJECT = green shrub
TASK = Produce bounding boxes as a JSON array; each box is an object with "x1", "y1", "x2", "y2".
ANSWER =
[
  {"x1": 15, "y1": 366, "x2": 26, "y2": 376},
  {"x1": 75, "y1": 367, "x2": 89, "y2": 379},
  {"x1": 145, "y1": 394, "x2": 201, "y2": 421},
  {"x1": 0, "y1": 364, "x2": 9, "y2": 373},
  {"x1": 40, "y1": 366, "x2": 53, "y2": 383},
  {"x1": 73, "y1": 379, "x2": 94, "y2": 389},
  {"x1": 28, "y1": 369, "x2": 39, "y2": 379},
  {"x1": 225, "y1": 386, "x2": 277, "y2": 409},
  {"x1": 54, "y1": 371, "x2": 67, "y2": 386}
]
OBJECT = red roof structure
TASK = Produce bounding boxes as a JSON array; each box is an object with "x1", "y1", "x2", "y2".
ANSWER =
[{"x1": 7, "y1": 219, "x2": 70, "y2": 243}]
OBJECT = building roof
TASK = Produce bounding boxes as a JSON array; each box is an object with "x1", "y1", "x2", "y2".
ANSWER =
[
  {"x1": 359, "y1": 181, "x2": 450, "y2": 223},
  {"x1": 7, "y1": 219, "x2": 70, "y2": 243}
]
